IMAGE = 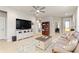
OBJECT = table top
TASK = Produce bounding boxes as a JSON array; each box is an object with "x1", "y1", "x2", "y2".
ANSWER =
[{"x1": 36, "y1": 36, "x2": 52, "y2": 42}]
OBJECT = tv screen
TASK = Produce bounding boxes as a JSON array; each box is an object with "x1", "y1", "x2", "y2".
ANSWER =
[{"x1": 16, "y1": 19, "x2": 31, "y2": 29}]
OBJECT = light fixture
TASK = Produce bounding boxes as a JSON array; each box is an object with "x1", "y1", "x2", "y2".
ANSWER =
[
  {"x1": 36, "y1": 10, "x2": 40, "y2": 13},
  {"x1": 35, "y1": 10, "x2": 40, "y2": 16}
]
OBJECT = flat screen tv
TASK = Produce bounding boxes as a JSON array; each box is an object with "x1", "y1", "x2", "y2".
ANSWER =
[{"x1": 16, "y1": 18, "x2": 31, "y2": 29}]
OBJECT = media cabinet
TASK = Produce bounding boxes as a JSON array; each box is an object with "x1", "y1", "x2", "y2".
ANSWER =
[{"x1": 16, "y1": 29, "x2": 33, "y2": 41}]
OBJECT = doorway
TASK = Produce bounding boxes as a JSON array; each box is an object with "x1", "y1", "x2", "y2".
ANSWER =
[{"x1": 55, "y1": 22, "x2": 60, "y2": 33}]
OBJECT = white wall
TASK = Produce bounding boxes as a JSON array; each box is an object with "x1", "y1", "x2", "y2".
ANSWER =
[
  {"x1": 76, "y1": 7, "x2": 79, "y2": 32},
  {"x1": 0, "y1": 7, "x2": 37, "y2": 41},
  {"x1": 72, "y1": 13, "x2": 76, "y2": 29}
]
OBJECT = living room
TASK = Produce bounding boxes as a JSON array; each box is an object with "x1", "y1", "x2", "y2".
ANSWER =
[{"x1": 0, "y1": 6, "x2": 79, "y2": 53}]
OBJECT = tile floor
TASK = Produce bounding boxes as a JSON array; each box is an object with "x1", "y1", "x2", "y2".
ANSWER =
[{"x1": 0, "y1": 33, "x2": 61, "y2": 53}]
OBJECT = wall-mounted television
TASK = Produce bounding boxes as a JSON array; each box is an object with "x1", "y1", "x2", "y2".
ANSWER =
[{"x1": 16, "y1": 18, "x2": 31, "y2": 29}]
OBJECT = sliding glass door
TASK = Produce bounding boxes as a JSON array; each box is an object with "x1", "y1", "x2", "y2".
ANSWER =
[{"x1": 0, "y1": 11, "x2": 7, "y2": 39}]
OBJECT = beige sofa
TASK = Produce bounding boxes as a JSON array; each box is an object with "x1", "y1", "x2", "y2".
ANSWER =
[{"x1": 52, "y1": 31, "x2": 79, "y2": 53}]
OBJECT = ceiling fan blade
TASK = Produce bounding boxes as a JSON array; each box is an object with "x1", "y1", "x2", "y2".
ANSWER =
[
  {"x1": 36, "y1": 6, "x2": 40, "y2": 9},
  {"x1": 32, "y1": 6, "x2": 37, "y2": 10},
  {"x1": 40, "y1": 7, "x2": 45, "y2": 10},
  {"x1": 40, "y1": 11, "x2": 45, "y2": 13}
]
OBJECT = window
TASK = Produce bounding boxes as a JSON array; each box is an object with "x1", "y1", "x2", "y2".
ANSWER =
[
  {"x1": 37, "y1": 20, "x2": 41, "y2": 32},
  {"x1": 65, "y1": 21, "x2": 70, "y2": 31}
]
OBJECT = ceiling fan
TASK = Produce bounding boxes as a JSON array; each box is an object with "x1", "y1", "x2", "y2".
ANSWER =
[{"x1": 31, "y1": 6, "x2": 46, "y2": 15}]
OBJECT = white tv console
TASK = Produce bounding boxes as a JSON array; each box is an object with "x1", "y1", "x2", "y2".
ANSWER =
[{"x1": 16, "y1": 29, "x2": 33, "y2": 41}]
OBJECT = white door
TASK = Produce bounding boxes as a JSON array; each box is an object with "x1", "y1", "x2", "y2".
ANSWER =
[{"x1": 0, "y1": 16, "x2": 6, "y2": 39}]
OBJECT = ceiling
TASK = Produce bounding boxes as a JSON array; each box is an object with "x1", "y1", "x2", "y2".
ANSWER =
[{"x1": 7, "y1": 6, "x2": 77, "y2": 17}]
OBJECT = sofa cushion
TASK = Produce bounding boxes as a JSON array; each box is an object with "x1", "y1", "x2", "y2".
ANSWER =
[
  {"x1": 63, "y1": 39, "x2": 78, "y2": 52},
  {"x1": 52, "y1": 47, "x2": 71, "y2": 53},
  {"x1": 74, "y1": 43, "x2": 79, "y2": 53}
]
